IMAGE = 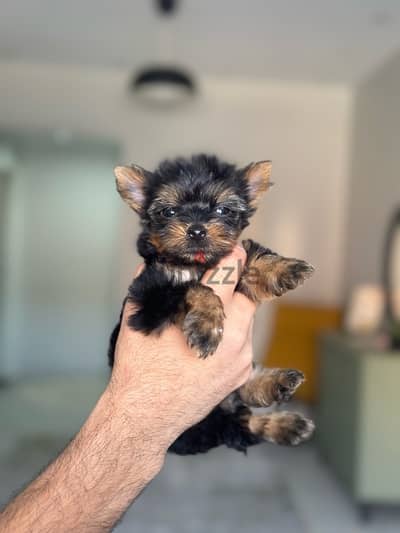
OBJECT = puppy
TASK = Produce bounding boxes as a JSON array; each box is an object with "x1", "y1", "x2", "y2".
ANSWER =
[{"x1": 108, "y1": 154, "x2": 315, "y2": 454}]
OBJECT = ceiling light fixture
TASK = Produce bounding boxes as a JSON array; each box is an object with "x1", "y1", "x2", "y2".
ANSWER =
[
  {"x1": 131, "y1": 0, "x2": 196, "y2": 107},
  {"x1": 131, "y1": 65, "x2": 195, "y2": 107}
]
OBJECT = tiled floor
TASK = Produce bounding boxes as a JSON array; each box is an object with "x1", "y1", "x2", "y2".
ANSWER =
[
  {"x1": 117, "y1": 445, "x2": 300, "y2": 533},
  {"x1": 1, "y1": 377, "x2": 400, "y2": 532}
]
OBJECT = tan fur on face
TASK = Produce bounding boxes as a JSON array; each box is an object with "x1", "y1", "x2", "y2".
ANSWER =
[
  {"x1": 162, "y1": 221, "x2": 190, "y2": 250},
  {"x1": 206, "y1": 223, "x2": 236, "y2": 249},
  {"x1": 149, "y1": 233, "x2": 165, "y2": 253},
  {"x1": 152, "y1": 185, "x2": 181, "y2": 207},
  {"x1": 150, "y1": 223, "x2": 189, "y2": 256},
  {"x1": 216, "y1": 187, "x2": 236, "y2": 202},
  {"x1": 151, "y1": 220, "x2": 236, "y2": 259}
]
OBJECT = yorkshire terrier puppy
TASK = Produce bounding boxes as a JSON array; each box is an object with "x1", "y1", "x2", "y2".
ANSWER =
[{"x1": 108, "y1": 154, "x2": 315, "y2": 454}]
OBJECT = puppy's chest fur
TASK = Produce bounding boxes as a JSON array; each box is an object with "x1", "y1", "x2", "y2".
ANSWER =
[{"x1": 157, "y1": 263, "x2": 205, "y2": 286}]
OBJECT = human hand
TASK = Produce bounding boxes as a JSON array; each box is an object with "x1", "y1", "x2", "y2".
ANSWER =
[
  {"x1": 0, "y1": 246, "x2": 256, "y2": 533},
  {"x1": 108, "y1": 245, "x2": 256, "y2": 454}
]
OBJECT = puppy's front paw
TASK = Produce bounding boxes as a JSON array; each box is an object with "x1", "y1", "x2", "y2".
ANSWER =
[
  {"x1": 247, "y1": 411, "x2": 315, "y2": 446},
  {"x1": 183, "y1": 286, "x2": 224, "y2": 358},
  {"x1": 238, "y1": 240, "x2": 314, "y2": 302},
  {"x1": 267, "y1": 257, "x2": 314, "y2": 297}
]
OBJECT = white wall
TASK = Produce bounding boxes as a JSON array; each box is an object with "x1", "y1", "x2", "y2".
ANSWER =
[
  {"x1": 345, "y1": 52, "x2": 400, "y2": 290},
  {"x1": 0, "y1": 61, "x2": 352, "y2": 359}
]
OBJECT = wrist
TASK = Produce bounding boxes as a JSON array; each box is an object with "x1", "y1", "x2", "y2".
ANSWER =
[{"x1": 101, "y1": 383, "x2": 168, "y2": 473}]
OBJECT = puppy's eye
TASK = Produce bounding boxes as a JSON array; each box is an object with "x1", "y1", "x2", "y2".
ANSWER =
[
  {"x1": 161, "y1": 207, "x2": 178, "y2": 218},
  {"x1": 215, "y1": 206, "x2": 231, "y2": 216}
]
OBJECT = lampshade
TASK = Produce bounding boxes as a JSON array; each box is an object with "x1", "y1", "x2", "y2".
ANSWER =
[{"x1": 131, "y1": 66, "x2": 196, "y2": 107}]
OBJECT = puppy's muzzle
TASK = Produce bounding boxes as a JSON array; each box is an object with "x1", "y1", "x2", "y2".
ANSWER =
[{"x1": 187, "y1": 224, "x2": 207, "y2": 241}]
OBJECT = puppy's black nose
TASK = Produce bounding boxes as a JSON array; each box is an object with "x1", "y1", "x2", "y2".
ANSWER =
[{"x1": 187, "y1": 224, "x2": 207, "y2": 240}]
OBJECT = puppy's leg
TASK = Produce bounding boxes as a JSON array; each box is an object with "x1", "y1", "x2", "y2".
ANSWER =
[
  {"x1": 178, "y1": 283, "x2": 225, "y2": 358},
  {"x1": 243, "y1": 411, "x2": 315, "y2": 446},
  {"x1": 115, "y1": 270, "x2": 224, "y2": 358},
  {"x1": 237, "y1": 239, "x2": 314, "y2": 303},
  {"x1": 170, "y1": 403, "x2": 314, "y2": 454},
  {"x1": 169, "y1": 405, "x2": 260, "y2": 455},
  {"x1": 238, "y1": 365, "x2": 304, "y2": 407},
  {"x1": 127, "y1": 267, "x2": 190, "y2": 334}
]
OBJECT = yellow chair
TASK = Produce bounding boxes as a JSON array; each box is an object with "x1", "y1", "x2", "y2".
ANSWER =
[{"x1": 263, "y1": 304, "x2": 342, "y2": 403}]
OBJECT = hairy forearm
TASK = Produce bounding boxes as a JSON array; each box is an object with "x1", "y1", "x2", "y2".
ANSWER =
[{"x1": 0, "y1": 387, "x2": 166, "y2": 533}]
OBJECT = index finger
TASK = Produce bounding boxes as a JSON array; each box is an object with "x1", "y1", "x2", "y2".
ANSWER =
[
  {"x1": 201, "y1": 245, "x2": 246, "y2": 306},
  {"x1": 122, "y1": 263, "x2": 144, "y2": 320}
]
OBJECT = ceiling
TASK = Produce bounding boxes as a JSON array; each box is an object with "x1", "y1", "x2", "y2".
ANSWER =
[{"x1": 1, "y1": 0, "x2": 400, "y2": 83}]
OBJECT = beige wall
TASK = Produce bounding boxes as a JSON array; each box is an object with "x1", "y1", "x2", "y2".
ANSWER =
[
  {"x1": 345, "y1": 52, "x2": 400, "y2": 291},
  {"x1": 0, "y1": 61, "x2": 352, "y2": 358}
]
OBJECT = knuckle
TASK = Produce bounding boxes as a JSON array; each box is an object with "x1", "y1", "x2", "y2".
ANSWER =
[
  {"x1": 237, "y1": 363, "x2": 253, "y2": 387},
  {"x1": 224, "y1": 326, "x2": 245, "y2": 346},
  {"x1": 232, "y1": 292, "x2": 256, "y2": 316},
  {"x1": 218, "y1": 245, "x2": 246, "y2": 272},
  {"x1": 231, "y1": 245, "x2": 247, "y2": 265}
]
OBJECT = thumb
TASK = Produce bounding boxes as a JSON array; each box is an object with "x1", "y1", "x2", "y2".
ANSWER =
[{"x1": 201, "y1": 245, "x2": 246, "y2": 307}]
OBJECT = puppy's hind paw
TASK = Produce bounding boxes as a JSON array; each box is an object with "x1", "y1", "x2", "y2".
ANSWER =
[{"x1": 247, "y1": 411, "x2": 315, "y2": 446}]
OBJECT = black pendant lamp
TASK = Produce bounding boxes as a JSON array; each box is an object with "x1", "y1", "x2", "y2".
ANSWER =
[{"x1": 131, "y1": 0, "x2": 196, "y2": 107}]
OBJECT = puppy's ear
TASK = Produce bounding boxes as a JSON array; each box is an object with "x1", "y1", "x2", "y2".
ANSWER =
[
  {"x1": 243, "y1": 161, "x2": 273, "y2": 207},
  {"x1": 114, "y1": 164, "x2": 149, "y2": 213}
]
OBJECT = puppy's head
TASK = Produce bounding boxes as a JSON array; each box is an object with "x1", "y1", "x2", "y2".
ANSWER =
[{"x1": 115, "y1": 154, "x2": 272, "y2": 266}]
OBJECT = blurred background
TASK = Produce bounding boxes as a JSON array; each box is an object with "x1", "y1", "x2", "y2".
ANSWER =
[{"x1": 1, "y1": 1, "x2": 400, "y2": 532}]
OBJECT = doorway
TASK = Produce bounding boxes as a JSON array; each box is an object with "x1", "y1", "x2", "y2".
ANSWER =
[{"x1": 0, "y1": 132, "x2": 120, "y2": 377}]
